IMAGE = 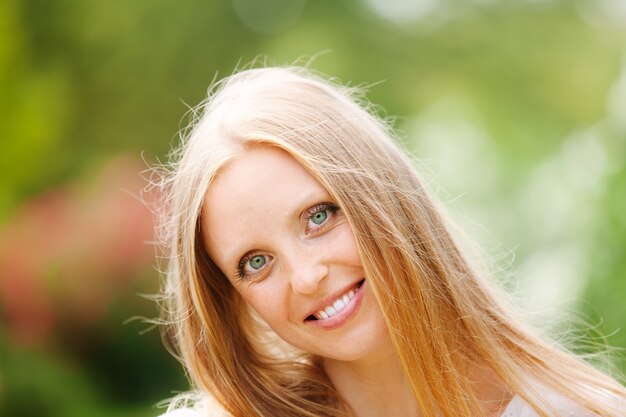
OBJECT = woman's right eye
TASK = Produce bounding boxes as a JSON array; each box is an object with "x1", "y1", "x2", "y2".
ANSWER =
[
  {"x1": 237, "y1": 253, "x2": 272, "y2": 280},
  {"x1": 304, "y1": 202, "x2": 339, "y2": 234}
]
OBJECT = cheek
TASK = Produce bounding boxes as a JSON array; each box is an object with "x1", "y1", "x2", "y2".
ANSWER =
[
  {"x1": 332, "y1": 225, "x2": 363, "y2": 267},
  {"x1": 237, "y1": 283, "x2": 289, "y2": 326}
]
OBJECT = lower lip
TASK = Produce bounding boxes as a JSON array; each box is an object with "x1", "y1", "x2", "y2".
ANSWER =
[{"x1": 307, "y1": 280, "x2": 366, "y2": 330}]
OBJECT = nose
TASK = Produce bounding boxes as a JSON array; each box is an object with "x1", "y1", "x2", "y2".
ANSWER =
[{"x1": 285, "y1": 244, "x2": 328, "y2": 295}]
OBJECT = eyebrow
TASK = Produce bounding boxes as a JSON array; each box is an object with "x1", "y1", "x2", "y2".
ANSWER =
[{"x1": 288, "y1": 187, "x2": 330, "y2": 220}]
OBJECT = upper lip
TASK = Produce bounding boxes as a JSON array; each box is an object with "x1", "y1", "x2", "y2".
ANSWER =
[{"x1": 302, "y1": 279, "x2": 363, "y2": 321}]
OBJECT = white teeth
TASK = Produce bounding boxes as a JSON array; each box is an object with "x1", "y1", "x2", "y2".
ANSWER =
[{"x1": 314, "y1": 285, "x2": 358, "y2": 320}]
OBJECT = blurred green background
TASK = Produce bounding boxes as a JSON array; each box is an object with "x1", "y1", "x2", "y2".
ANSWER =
[{"x1": 1, "y1": 0, "x2": 625, "y2": 416}]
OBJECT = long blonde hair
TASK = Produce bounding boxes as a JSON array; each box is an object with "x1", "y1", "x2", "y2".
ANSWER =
[{"x1": 158, "y1": 66, "x2": 626, "y2": 417}]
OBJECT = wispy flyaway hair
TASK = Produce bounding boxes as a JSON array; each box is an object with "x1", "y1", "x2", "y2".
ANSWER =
[{"x1": 157, "y1": 66, "x2": 626, "y2": 417}]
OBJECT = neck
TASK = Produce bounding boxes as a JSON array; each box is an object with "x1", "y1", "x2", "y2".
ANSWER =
[
  {"x1": 322, "y1": 338, "x2": 513, "y2": 417},
  {"x1": 322, "y1": 336, "x2": 422, "y2": 417}
]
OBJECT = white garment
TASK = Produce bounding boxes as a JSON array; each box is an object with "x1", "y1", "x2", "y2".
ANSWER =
[
  {"x1": 158, "y1": 394, "x2": 598, "y2": 417},
  {"x1": 500, "y1": 393, "x2": 599, "y2": 417},
  {"x1": 159, "y1": 409, "x2": 201, "y2": 417},
  {"x1": 501, "y1": 395, "x2": 545, "y2": 417}
]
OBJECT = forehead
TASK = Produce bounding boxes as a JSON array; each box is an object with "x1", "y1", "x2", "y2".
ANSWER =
[
  {"x1": 200, "y1": 146, "x2": 327, "y2": 258},
  {"x1": 204, "y1": 146, "x2": 322, "y2": 207}
]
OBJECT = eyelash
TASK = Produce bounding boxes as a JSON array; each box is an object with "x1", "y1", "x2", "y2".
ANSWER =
[
  {"x1": 237, "y1": 252, "x2": 267, "y2": 280},
  {"x1": 303, "y1": 202, "x2": 339, "y2": 234},
  {"x1": 235, "y1": 202, "x2": 340, "y2": 280}
]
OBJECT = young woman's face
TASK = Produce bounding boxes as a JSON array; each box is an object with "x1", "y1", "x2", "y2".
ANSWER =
[{"x1": 201, "y1": 146, "x2": 389, "y2": 361}]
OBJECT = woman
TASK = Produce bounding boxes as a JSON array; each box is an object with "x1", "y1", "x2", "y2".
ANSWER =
[{"x1": 156, "y1": 66, "x2": 626, "y2": 416}]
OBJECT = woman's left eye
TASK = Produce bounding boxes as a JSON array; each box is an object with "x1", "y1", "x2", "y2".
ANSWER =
[
  {"x1": 305, "y1": 203, "x2": 339, "y2": 232},
  {"x1": 310, "y1": 210, "x2": 328, "y2": 225}
]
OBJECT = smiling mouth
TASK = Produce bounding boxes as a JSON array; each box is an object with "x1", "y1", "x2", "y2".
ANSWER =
[{"x1": 305, "y1": 279, "x2": 365, "y2": 321}]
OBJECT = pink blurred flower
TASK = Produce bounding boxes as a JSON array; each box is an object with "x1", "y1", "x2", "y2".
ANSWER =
[{"x1": 0, "y1": 155, "x2": 160, "y2": 345}]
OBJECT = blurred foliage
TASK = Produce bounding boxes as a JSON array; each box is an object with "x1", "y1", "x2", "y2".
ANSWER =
[{"x1": 1, "y1": 0, "x2": 625, "y2": 416}]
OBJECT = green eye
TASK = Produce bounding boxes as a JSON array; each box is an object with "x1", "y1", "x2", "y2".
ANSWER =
[
  {"x1": 310, "y1": 210, "x2": 328, "y2": 225},
  {"x1": 249, "y1": 255, "x2": 266, "y2": 270},
  {"x1": 305, "y1": 203, "x2": 339, "y2": 232},
  {"x1": 237, "y1": 253, "x2": 272, "y2": 280}
]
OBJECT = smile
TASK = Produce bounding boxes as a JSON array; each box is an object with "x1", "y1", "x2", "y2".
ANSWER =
[{"x1": 306, "y1": 279, "x2": 365, "y2": 322}]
